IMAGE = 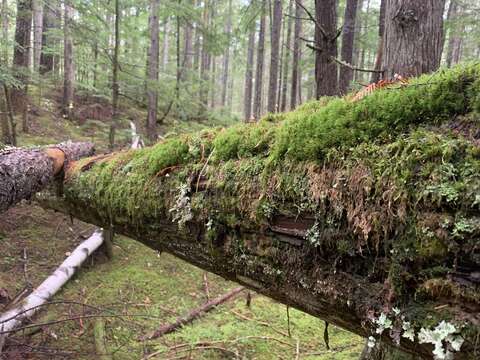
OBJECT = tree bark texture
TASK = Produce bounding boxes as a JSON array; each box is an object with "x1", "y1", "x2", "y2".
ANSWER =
[
  {"x1": 244, "y1": 23, "x2": 255, "y2": 122},
  {"x1": 253, "y1": 6, "x2": 266, "y2": 120},
  {"x1": 11, "y1": 0, "x2": 32, "y2": 113},
  {"x1": 290, "y1": 0, "x2": 302, "y2": 110},
  {"x1": 371, "y1": 0, "x2": 386, "y2": 83},
  {"x1": 147, "y1": 0, "x2": 160, "y2": 141},
  {"x1": 63, "y1": 2, "x2": 74, "y2": 117},
  {"x1": 446, "y1": 1, "x2": 463, "y2": 68},
  {"x1": 339, "y1": 0, "x2": 359, "y2": 94},
  {"x1": 1, "y1": 0, "x2": 8, "y2": 64},
  {"x1": 382, "y1": 0, "x2": 446, "y2": 79},
  {"x1": 267, "y1": 0, "x2": 283, "y2": 113},
  {"x1": 110, "y1": 0, "x2": 121, "y2": 149},
  {"x1": 0, "y1": 141, "x2": 94, "y2": 213},
  {"x1": 315, "y1": 0, "x2": 339, "y2": 98}
]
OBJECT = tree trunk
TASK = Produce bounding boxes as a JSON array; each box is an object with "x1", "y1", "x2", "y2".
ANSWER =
[
  {"x1": 253, "y1": 5, "x2": 266, "y2": 120},
  {"x1": 339, "y1": 0, "x2": 359, "y2": 94},
  {"x1": 382, "y1": 0, "x2": 446, "y2": 79},
  {"x1": 446, "y1": 1, "x2": 463, "y2": 68},
  {"x1": 0, "y1": 142, "x2": 94, "y2": 213},
  {"x1": 109, "y1": 0, "x2": 121, "y2": 150},
  {"x1": 62, "y1": 2, "x2": 74, "y2": 118},
  {"x1": 221, "y1": 0, "x2": 232, "y2": 108},
  {"x1": 280, "y1": 0, "x2": 293, "y2": 112},
  {"x1": 267, "y1": 0, "x2": 283, "y2": 113},
  {"x1": 371, "y1": 0, "x2": 386, "y2": 83},
  {"x1": 146, "y1": 0, "x2": 160, "y2": 141},
  {"x1": 39, "y1": 0, "x2": 57, "y2": 74},
  {"x1": 162, "y1": 19, "x2": 170, "y2": 72},
  {"x1": 290, "y1": 0, "x2": 302, "y2": 110},
  {"x1": 32, "y1": 0, "x2": 43, "y2": 72},
  {"x1": 11, "y1": 0, "x2": 32, "y2": 114},
  {"x1": 183, "y1": 1, "x2": 194, "y2": 76},
  {"x1": 1, "y1": 0, "x2": 8, "y2": 64},
  {"x1": 314, "y1": 0, "x2": 338, "y2": 98},
  {"x1": 200, "y1": 0, "x2": 211, "y2": 110},
  {"x1": 244, "y1": 23, "x2": 255, "y2": 122}
]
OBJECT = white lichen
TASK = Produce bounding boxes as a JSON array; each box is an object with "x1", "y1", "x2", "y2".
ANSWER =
[
  {"x1": 375, "y1": 313, "x2": 393, "y2": 335},
  {"x1": 418, "y1": 321, "x2": 464, "y2": 360},
  {"x1": 367, "y1": 336, "x2": 376, "y2": 348},
  {"x1": 401, "y1": 321, "x2": 415, "y2": 342},
  {"x1": 169, "y1": 183, "x2": 193, "y2": 229},
  {"x1": 305, "y1": 222, "x2": 321, "y2": 247}
]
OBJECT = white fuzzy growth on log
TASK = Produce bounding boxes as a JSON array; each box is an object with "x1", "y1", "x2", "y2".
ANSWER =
[{"x1": 0, "y1": 230, "x2": 104, "y2": 334}]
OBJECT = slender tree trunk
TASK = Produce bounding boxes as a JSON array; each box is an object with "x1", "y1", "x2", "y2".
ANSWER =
[
  {"x1": 339, "y1": 0, "x2": 359, "y2": 94},
  {"x1": 3, "y1": 85, "x2": 16, "y2": 146},
  {"x1": 39, "y1": 1, "x2": 57, "y2": 74},
  {"x1": 183, "y1": 1, "x2": 194, "y2": 75},
  {"x1": 315, "y1": 0, "x2": 338, "y2": 98},
  {"x1": 193, "y1": 0, "x2": 201, "y2": 74},
  {"x1": 267, "y1": 0, "x2": 282, "y2": 113},
  {"x1": 280, "y1": 0, "x2": 293, "y2": 112},
  {"x1": 1, "y1": 0, "x2": 8, "y2": 64},
  {"x1": 353, "y1": 0, "x2": 364, "y2": 82},
  {"x1": 253, "y1": 4, "x2": 266, "y2": 120},
  {"x1": 290, "y1": 0, "x2": 302, "y2": 110},
  {"x1": 162, "y1": 19, "x2": 170, "y2": 72},
  {"x1": 210, "y1": 56, "x2": 216, "y2": 108},
  {"x1": 221, "y1": 0, "x2": 232, "y2": 108},
  {"x1": 147, "y1": 0, "x2": 160, "y2": 141},
  {"x1": 382, "y1": 0, "x2": 446, "y2": 79},
  {"x1": 446, "y1": 1, "x2": 463, "y2": 67},
  {"x1": 200, "y1": 0, "x2": 210, "y2": 110},
  {"x1": 93, "y1": 42, "x2": 98, "y2": 88},
  {"x1": 358, "y1": 0, "x2": 370, "y2": 83},
  {"x1": 244, "y1": 23, "x2": 255, "y2": 122},
  {"x1": 371, "y1": 0, "x2": 386, "y2": 83},
  {"x1": 32, "y1": 0, "x2": 43, "y2": 72},
  {"x1": 109, "y1": 0, "x2": 120, "y2": 150},
  {"x1": 11, "y1": 0, "x2": 32, "y2": 114},
  {"x1": 62, "y1": 2, "x2": 74, "y2": 118}
]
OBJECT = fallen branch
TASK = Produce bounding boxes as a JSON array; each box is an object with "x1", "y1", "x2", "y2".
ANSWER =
[
  {"x1": 0, "y1": 141, "x2": 95, "y2": 213},
  {"x1": 0, "y1": 230, "x2": 104, "y2": 335},
  {"x1": 94, "y1": 319, "x2": 112, "y2": 360},
  {"x1": 144, "y1": 287, "x2": 245, "y2": 340}
]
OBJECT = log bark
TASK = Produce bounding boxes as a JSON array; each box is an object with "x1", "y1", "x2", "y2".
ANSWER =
[
  {"x1": 0, "y1": 141, "x2": 94, "y2": 213},
  {"x1": 0, "y1": 231, "x2": 104, "y2": 334},
  {"x1": 145, "y1": 287, "x2": 244, "y2": 340}
]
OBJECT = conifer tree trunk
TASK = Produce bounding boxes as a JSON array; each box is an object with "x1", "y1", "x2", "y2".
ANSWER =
[
  {"x1": 11, "y1": 0, "x2": 32, "y2": 114},
  {"x1": 280, "y1": 0, "x2": 293, "y2": 112},
  {"x1": 200, "y1": 0, "x2": 211, "y2": 110},
  {"x1": 244, "y1": 23, "x2": 255, "y2": 122},
  {"x1": 109, "y1": 0, "x2": 121, "y2": 149},
  {"x1": 221, "y1": 0, "x2": 232, "y2": 108},
  {"x1": 339, "y1": 0, "x2": 359, "y2": 94},
  {"x1": 32, "y1": 0, "x2": 43, "y2": 72},
  {"x1": 146, "y1": 0, "x2": 160, "y2": 141},
  {"x1": 1, "y1": 0, "x2": 7, "y2": 64},
  {"x1": 253, "y1": 4, "x2": 266, "y2": 120},
  {"x1": 290, "y1": 0, "x2": 302, "y2": 110},
  {"x1": 314, "y1": 0, "x2": 338, "y2": 98},
  {"x1": 446, "y1": 1, "x2": 463, "y2": 68},
  {"x1": 371, "y1": 0, "x2": 386, "y2": 83},
  {"x1": 39, "y1": 0, "x2": 57, "y2": 74},
  {"x1": 382, "y1": 0, "x2": 446, "y2": 79},
  {"x1": 62, "y1": 2, "x2": 74, "y2": 118},
  {"x1": 267, "y1": 0, "x2": 282, "y2": 113},
  {"x1": 162, "y1": 19, "x2": 170, "y2": 71},
  {"x1": 183, "y1": 1, "x2": 194, "y2": 75}
]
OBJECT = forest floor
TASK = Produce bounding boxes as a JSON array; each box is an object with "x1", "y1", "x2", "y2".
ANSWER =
[{"x1": 0, "y1": 87, "x2": 364, "y2": 359}]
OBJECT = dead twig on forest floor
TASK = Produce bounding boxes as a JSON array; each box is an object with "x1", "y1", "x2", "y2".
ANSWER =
[
  {"x1": 230, "y1": 310, "x2": 289, "y2": 337},
  {"x1": 202, "y1": 273, "x2": 210, "y2": 300},
  {"x1": 141, "y1": 287, "x2": 245, "y2": 341}
]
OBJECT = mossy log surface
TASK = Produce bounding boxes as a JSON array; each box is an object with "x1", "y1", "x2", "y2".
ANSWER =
[
  {"x1": 39, "y1": 66, "x2": 480, "y2": 359},
  {"x1": 0, "y1": 141, "x2": 94, "y2": 213}
]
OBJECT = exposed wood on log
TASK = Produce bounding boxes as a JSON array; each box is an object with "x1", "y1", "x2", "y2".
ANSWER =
[
  {"x1": 0, "y1": 141, "x2": 94, "y2": 213},
  {"x1": 144, "y1": 287, "x2": 244, "y2": 340},
  {"x1": 0, "y1": 231, "x2": 104, "y2": 335}
]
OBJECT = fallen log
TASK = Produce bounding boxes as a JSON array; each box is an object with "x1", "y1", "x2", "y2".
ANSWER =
[
  {"x1": 39, "y1": 66, "x2": 480, "y2": 359},
  {"x1": 0, "y1": 230, "x2": 104, "y2": 335},
  {"x1": 0, "y1": 141, "x2": 94, "y2": 213},
  {"x1": 145, "y1": 286, "x2": 244, "y2": 340}
]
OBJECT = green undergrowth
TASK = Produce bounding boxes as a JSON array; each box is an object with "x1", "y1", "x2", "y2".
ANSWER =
[{"x1": 43, "y1": 236, "x2": 363, "y2": 359}]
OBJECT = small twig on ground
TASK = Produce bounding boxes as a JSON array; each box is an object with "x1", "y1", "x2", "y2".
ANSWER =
[
  {"x1": 295, "y1": 338, "x2": 300, "y2": 360},
  {"x1": 230, "y1": 310, "x2": 289, "y2": 337},
  {"x1": 142, "y1": 287, "x2": 245, "y2": 340},
  {"x1": 202, "y1": 273, "x2": 210, "y2": 301},
  {"x1": 324, "y1": 321, "x2": 330, "y2": 350},
  {"x1": 286, "y1": 305, "x2": 291, "y2": 337}
]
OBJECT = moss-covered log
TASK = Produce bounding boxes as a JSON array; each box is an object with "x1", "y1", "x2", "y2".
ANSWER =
[
  {"x1": 0, "y1": 141, "x2": 94, "y2": 213},
  {"x1": 40, "y1": 66, "x2": 480, "y2": 359}
]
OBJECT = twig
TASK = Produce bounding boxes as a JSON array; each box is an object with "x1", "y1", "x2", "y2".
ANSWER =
[
  {"x1": 295, "y1": 338, "x2": 300, "y2": 360},
  {"x1": 143, "y1": 287, "x2": 245, "y2": 340},
  {"x1": 294, "y1": 0, "x2": 327, "y2": 38},
  {"x1": 324, "y1": 321, "x2": 330, "y2": 350},
  {"x1": 286, "y1": 306, "x2": 291, "y2": 337},
  {"x1": 203, "y1": 273, "x2": 210, "y2": 301},
  {"x1": 230, "y1": 310, "x2": 289, "y2": 337}
]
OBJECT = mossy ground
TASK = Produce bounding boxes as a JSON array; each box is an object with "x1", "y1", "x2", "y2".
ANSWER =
[{"x1": 0, "y1": 85, "x2": 363, "y2": 359}]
